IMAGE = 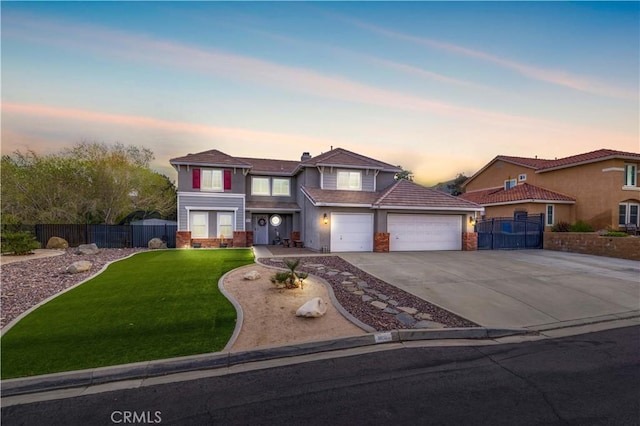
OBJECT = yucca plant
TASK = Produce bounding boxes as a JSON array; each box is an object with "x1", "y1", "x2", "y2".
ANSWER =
[{"x1": 270, "y1": 258, "x2": 308, "y2": 289}]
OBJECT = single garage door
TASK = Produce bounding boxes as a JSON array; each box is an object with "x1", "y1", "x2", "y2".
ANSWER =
[
  {"x1": 331, "y1": 213, "x2": 373, "y2": 252},
  {"x1": 388, "y1": 214, "x2": 462, "y2": 251}
]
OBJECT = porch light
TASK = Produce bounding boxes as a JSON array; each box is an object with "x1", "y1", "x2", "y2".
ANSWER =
[
  {"x1": 323, "y1": 213, "x2": 329, "y2": 225},
  {"x1": 469, "y1": 216, "x2": 476, "y2": 226}
]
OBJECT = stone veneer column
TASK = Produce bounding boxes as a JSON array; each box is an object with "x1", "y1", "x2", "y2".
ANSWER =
[
  {"x1": 176, "y1": 231, "x2": 192, "y2": 249},
  {"x1": 462, "y1": 232, "x2": 478, "y2": 251},
  {"x1": 374, "y1": 232, "x2": 390, "y2": 253}
]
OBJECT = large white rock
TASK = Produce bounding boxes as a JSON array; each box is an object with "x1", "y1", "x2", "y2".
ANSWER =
[
  {"x1": 67, "y1": 260, "x2": 92, "y2": 274},
  {"x1": 148, "y1": 238, "x2": 167, "y2": 249},
  {"x1": 75, "y1": 243, "x2": 100, "y2": 255},
  {"x1": 296, "y1": 297, "x2": 327, "y2": 318},
  {"x1": 243, "y1": 270, "x2": 261, "y2": 281}
]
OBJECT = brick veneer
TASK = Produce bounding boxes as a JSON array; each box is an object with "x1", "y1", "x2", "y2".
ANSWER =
[
  {"x1": 176, "y1": 231, "x2": 191, "y2": 248},
  {"x1": 374, "y1": 232, "x2": 390, "y2": 252},
  {"x1": 544, "y1": 232, "x2": 640, "y2": 261},
  {"x1": 462, "y1": 232, "x2": 478, "y2": 251},
  {"x1": 233, "y1": 231, "x2": 253, "y2": 248}
]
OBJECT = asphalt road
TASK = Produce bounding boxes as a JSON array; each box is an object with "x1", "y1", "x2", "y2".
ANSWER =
[{"x1": 3, "y1": 326, "x2": 639, "y2": 426}]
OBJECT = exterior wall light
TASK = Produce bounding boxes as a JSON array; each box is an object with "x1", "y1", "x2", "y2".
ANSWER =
[{"x1": 323, "y1": 213, "x2": 329, "y2": 225}]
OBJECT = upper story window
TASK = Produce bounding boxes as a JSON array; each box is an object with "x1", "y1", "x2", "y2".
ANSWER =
[
  {"x1": 272, "y1": 178, "x2": 290, "y2": 196},
  {"x1": 624, "y1": 164, "x2": 637, "y2": 187},
  {"x1": 337, "y1": 170, "x2": 362, "y2": 190},
  {"x1": 251, "y1": 177, "x2": 291, "y2": 196},
  {"x1": 193, "y1": 168, "x2": 231, "y2": 192},
  {"x1": 518, "y1": 174, "x2": 527, "y2": 182},
  {"x1": 252, "y1": 177, "x2": 270, "y2": 195},
  {"x1": 504, "y1": 178, "x2": 517, "y2": 190}
]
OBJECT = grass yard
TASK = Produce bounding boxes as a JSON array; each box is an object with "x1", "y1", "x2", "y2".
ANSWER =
[{"x1": 1, "y1": 249, "x2": 254, "y2": 379}]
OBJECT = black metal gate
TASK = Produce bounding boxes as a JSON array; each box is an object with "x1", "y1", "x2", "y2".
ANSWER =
[{"x1": 476, "y1": 214, "x2": 544, "y2": 250}]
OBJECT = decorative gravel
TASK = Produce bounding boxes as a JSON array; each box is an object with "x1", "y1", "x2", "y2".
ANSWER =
[
  {"x1": 1, "y1": 248, "x2": 146, "y2": 328},
  {"x1": 259, "y1": 256, "x2": 478, "y2": 331}
]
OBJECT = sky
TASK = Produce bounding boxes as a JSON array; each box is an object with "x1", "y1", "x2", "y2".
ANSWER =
[{"x1": 1, "y1": 1, "x2": 638, "y2": 185}]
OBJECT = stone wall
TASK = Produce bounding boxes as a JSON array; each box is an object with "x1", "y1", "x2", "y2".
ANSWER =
[
  {"x1": 462, "y1": 232, "x2": 478, "y2": 251},
  {"x1": 374, "y1": 232, "x2": 390, "y2": 253},
  {"x1": 543, "y1": 232, "x2": 640, "y2": 261}
]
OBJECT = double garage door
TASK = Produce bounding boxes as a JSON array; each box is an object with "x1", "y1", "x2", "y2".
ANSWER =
[{"x1": 330, "y1": 213, "x2": 462, "y2": 252}]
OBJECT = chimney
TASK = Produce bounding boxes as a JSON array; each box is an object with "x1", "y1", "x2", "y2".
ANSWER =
[{"x1": 301, "y1": 152, "x2": 311, "y2": 161}]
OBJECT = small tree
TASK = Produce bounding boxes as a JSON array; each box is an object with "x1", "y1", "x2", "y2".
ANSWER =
[
  {"x1": 1, "y1": 231, "x2": 40, "y2": 255},
  {"x1": 270, "y1": 259, "x2": 308, "y2": 289}
]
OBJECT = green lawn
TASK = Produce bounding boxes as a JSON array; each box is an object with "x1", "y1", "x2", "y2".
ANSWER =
[{"x1": 1, "y1": 249, "x2": 254, "y2": 379}]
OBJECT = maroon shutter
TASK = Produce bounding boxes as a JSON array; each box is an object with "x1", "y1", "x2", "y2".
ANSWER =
[
  {"x1": 224, "y1": 170, "x2": 232, "y2": 190},
  {"x1": 192, "y1": 168, "x2": 201, "y2": 189}
]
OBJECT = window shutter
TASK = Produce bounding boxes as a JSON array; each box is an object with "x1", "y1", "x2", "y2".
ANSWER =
[
  {"x1": 192, "y1": 168, "x2": 201, "y2": 189},
  {"x1": 224, "y1": 170, "x2": 232, "y2": 190}
]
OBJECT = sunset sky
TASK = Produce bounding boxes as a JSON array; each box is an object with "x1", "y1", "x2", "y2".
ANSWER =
[{"x1": 2, "y1": 2, "x2": 638, "y2": 185}]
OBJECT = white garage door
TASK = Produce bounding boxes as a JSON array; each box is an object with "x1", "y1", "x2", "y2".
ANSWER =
[
  {"x1": 388, "y1": 214, "x2": 462, "y2": 251},
  {"x1": 331, "y1": 213, "x2": 373, "y2": 252}
]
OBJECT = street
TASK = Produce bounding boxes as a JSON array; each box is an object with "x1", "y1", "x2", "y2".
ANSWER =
[{"x1": 3, "y1": 326, "x2": 639, "y2": 425}]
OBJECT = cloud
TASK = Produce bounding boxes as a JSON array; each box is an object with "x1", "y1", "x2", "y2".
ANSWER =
[
  {"x1": 2, "y1": 13, "x2": 562, "y2": 130},
  {"x1": 340, "y1": 16, "x2": 637, "y2": 101}
]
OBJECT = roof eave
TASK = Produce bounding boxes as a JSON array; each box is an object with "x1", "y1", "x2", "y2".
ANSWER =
[
  {"x1": 374, "y1": 205, "x2": 484, "y2": 212},
  {"x1": 536, "y1": 155, "x2": 640, "y2": 173},
  {"x1": 481, "y1": 199, "x2": 576, "y2": 207}
]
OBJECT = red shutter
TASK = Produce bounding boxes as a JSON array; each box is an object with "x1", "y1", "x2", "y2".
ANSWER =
[
  {"x1": 224, "y1": 170, "x2": 232, "y2": 190},
  {"x1": 192, "y1": 168, "x2": 201, "y2": 189}
]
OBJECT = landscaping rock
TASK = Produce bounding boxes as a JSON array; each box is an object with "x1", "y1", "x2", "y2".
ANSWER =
[
  {"x1": 395, "y1": 312, "x2": 416, "y2": 326},
  {"x1": 371, "y1": 301, "x2": 388, "y2": 310},
  {"x1": 414, "y1": 320, "x2": 446, "y2": 329},
  {"x1": 243, "y1": 270, "x2": 261, "y2": 281},
  {"x1": 75, "y1": 243, "x2": 100, "y2": 255},
  {"x1": 148, "y1": 238, "x2": 167, "y2": 249},
  {"x1": 46, "y1": 237, "x2": 68, "y2": 250},
  {"x1": 398, "y1": 306, "x2": 418, "y2": 315},
  {"x1": 66, "y1": 260, "x2": 92, "y2": 274},
  {"x1": 296, "y1": 297, "x2": 327, "y2": 318}
]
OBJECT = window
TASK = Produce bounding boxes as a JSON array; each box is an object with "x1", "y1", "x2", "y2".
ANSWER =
[
  {"x1": 624, "y1": 164, "x2": 637, "y2": 187},
  {"x1": 217, "y1": 212, "x2": 233, "y2": 238},
  {"x1": 337, "y1": 170, "x2": 361, "y2": 190},
  {"x1": 201, "y1": 169, "x2": 223, "y2": 191},
  {"x1": 619, "y1": 202, "x2": 640, "y2": 226},
  {"x1": 518, "y1": 174, "x2": 527, "y2": 182},
  {"x1": 546, "y1": 205, "x2": 554, "y2": 226},
  {"x1": 190, "y1": 212, "x2": 208, "y2": 238},
  {"x1": 504, "y1": 179, "x2": 517, "y2": 190},
  {"x1": 272, "y1": 178, "x2": 290, "y2": 196},
  {"x1": 252, "y1": 177, "x2": 270, "y2": 195}
]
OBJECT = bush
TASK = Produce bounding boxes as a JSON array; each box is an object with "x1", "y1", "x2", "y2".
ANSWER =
[
  {"x1": 603, "y1": 231, "x2": 629, "y2": 237},
  {"x1": 569, "y1": 220, "x2": 594, "y2": 232},
  {"x1": 269, "y1": 258, "x2": 308, "y2": 289},
  {"x1": 1, "y1": 231, "x2": 40, "y2": 255},
  {"x1": 552, "y1": 221, "x2": 571, "y2": 232}
]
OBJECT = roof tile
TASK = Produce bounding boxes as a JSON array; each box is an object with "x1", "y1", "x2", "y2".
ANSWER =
[{"x1": 459, "y1": 183, "x2": 575, "y2": 205}]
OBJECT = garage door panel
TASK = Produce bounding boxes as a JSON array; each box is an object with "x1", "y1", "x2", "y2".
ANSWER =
[
  {"x1": 331, "y1": 213, "x2": 373, "y2": 252},
  {"x1": 389, "y1": 214, "x2": 461, "y2": 251}
]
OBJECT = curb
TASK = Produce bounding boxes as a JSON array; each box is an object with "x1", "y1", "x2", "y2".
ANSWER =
[{"x1": 0, "y1": 327, "x2": 530, "y2": 397}]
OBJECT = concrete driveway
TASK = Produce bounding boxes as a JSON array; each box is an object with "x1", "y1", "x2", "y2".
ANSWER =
[{"x1": 339, "y1": 250, "x2": 640, "y2": 330}]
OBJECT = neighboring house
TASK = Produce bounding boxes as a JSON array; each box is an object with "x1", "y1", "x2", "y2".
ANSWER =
[
  {"x1": 169, "y1": 147, "x2": 483, "y2": 252},
  {"x1": 460, "y1": 149, "x2": 640, "y2": 230}
]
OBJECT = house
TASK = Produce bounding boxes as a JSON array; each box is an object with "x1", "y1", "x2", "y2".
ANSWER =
[
  {"x1": 169, "y1": 147, "x2": 483, "y2": 252},
  {"x1": 459, "y1": 149, "x2": 640, "y2": 230}
]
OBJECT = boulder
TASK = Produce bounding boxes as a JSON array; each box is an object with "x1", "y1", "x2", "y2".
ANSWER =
[
  {"x1": 148, "y1": 238, "x2": 167, "y2": 249},
  {"x1": 75, "y1": 243, "x2": 100, "y2": 255},
  {"x1": 67, "y1": 260, "x2": 92, "y2": 274},
  {"x1": 46, "y1": 237, "x2": 69, "y2": 250},
  {"x1": 243, "y1": 270, "x2": 261, "y2": 281},
  {"x1": 296, "y1": 297, "x2": 327, "y2": 318}
]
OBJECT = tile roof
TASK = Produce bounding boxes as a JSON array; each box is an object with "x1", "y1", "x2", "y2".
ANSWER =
[
  {"x1": 497, "y1": 149, "x2": 640, "y2": 172},
  {"x1": 304, "y1": 147, "x2": 401, "y2": 172},
  {"x1": 169, "y1": 149, "x2": 253, "y2": 168},
  {"x1": 302, "y1": 179, "x2": 483, "y2": 211},
  {"x1": 459, "y1": 183, "x2": 575, "y2": 205},
  {"x1": 236, "y1": 157, "x2": 300, "y2": 175},
  {"x1": 374, "y1": 179, "x2": 482, "y2": 210}
]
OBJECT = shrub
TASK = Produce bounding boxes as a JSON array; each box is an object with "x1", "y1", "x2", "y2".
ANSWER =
[
  {"x1": 1, "y1": 231, "x2": 40, "y2": 255},
  {"x1": 603, "y1": 231, "x2": 629, "y2": 237},
  {"x1": 270, "y1": 258, "x2": 308, "y2": 289},
  {"x1": 552, "y1": 221, "x2": 571, "y2": 232},
  {"x1": 569, "y1": 220, "x2": 594, "y2": 232}
]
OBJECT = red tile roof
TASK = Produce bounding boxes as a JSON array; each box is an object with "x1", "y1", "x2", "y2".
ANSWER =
[
  {"x1": 459, "y1": 183, "x2": 575, "y2": 205},
  {"x1": 304, "y1": 147, "x2": 401, "y2": 172},
  {"x1": 497, "y1": 149, "x2": 640, "y2": 172},
  {"x1": 374, "y1": 179, "x2": 482, "y2": 210}
]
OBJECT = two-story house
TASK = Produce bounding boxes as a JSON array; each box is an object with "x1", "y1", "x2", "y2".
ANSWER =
[
  {"x1": 460, "y1": 149, "x2": 640, "y2": 230},
  {"x1": 169, "y1": 147, "x2": 483, "y2": 252}
]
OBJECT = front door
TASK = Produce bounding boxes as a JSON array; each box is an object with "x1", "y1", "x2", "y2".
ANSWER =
[{"x1": 254, "y1": 214, "x2": 268, "y2": 245}]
